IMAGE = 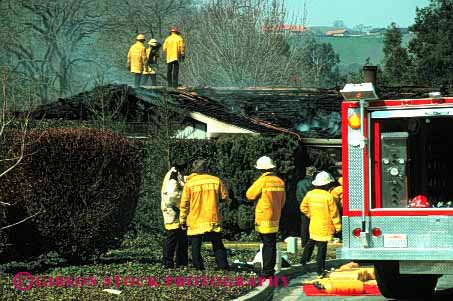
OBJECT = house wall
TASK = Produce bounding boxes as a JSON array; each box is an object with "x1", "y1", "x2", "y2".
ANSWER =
[
  {"x1": 176, "y1": 112, "x2": 256, "y2": 139},
  {"x1": 177, "y1": 120, "x2": 207, "y2": 139}
]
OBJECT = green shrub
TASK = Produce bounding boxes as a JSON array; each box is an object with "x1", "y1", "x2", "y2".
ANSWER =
[
  {"x1": 0, "y1": 128, "x2": 141, "y2": 263},
  {"x1": 135, "y1": 134, "x2": 305, "y2": 240}
]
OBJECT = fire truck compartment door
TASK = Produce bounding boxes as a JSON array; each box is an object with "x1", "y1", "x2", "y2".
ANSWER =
[{"x1": 380, "y1": 132, "x2": 408, "y2": 208}]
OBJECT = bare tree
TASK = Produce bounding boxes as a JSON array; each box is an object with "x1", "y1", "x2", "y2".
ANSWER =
[
  {"x1": 0, "y1": 0, "x2": 104, "y2": 103},
  {"x1": 0, "y1": 68, "x2": 40, "y2": 231},
  {"x1": 182, "y1": 0, "x2": 304, "y2": 87}
]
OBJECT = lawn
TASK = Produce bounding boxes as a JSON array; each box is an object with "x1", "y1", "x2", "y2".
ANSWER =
[{"x1": 0, "y1": 235, "x2": 341, "y2": 301}]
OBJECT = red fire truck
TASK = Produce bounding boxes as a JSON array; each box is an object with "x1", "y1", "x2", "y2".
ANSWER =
[{"x1": 338, "y1": 83, "x2": 453, "y2": 299}]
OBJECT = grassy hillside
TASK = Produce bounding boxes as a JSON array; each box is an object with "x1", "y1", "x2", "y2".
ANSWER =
[
  {"x1": 318, "y1": 36, "x2": 384, "y2": 66},
  {"x1": 316, "y1": 34, "x2": 412, "y2": 67}
]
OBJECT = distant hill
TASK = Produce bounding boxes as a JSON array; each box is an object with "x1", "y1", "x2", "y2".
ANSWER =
[
  {"x1": 318, "y1": 35, "x2": 385, "y2": 66},
  {"x1": 290, "y1": 33, "x2": 410, "y2": 73},
  {"x1": 307, "y1": 27, "x2": 412, "y2": 68}
]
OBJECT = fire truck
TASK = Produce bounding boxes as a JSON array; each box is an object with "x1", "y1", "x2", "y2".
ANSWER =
[{"x1": 338, "y1": 83, "x2": 453, "y2": 299}]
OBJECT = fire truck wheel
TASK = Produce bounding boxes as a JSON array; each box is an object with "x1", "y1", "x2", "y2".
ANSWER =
[{"x1": 374, "y1": 261, "x2": 438, "y2": 299}]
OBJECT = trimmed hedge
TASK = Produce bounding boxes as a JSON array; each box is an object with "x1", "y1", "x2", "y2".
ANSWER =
[
  {"x1": 136, "y1": 134, "x2": 307, "y2": 239},
  {"x1": 0, "y1": 128, "x2": 141, "y2": 263}
]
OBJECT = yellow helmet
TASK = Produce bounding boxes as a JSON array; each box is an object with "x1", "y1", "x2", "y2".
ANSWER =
[
  {"x1": 136, "y1": 33, "x2": 145, "y2": 41},
  {"x1": 148, "y1": 38, "x2": 158, "y2": 46}
]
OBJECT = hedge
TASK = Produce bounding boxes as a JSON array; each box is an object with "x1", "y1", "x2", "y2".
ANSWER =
[
  {"x1": 136, "y1": 134, "x2": 307, "y2": 239},
  {"x1": 0, "y1": 128, "x2": 141, "y2": 263}
]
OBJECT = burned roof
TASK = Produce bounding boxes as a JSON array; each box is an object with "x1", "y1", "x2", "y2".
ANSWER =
[
  {"x1": 131, "y1": 87, "x2": 300, "y2": 137},
  {"x1": 185, "y1": 87, "x2": 343, "y2": 138},
  {"x1": 28, "y1": 84, "x2": 300, "y2": 138},
  {"x1": 27, "y1": 84, "x2": 453, "y2": 139}
]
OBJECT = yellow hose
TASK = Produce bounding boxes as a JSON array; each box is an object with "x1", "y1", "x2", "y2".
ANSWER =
[{"x1": 322, "y1": 279, "x2": 365, "y2": 294}]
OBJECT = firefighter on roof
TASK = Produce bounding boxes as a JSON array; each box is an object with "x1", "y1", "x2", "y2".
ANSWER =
[
  {"x1": 246, "y1": 156, "x2": 286, "y2": 277},
  {"x1": 163, "y1": 27, "x2": 185, "y2": 88},
  {"x1": 300, "y1": 171, "x2": 341, "y2": 276},
  {"x1": 127, "y1": 34, "x2": 147, "y2": 88},
  {"x1": 179, "y1": 159, "x2": 229, "y2": 271},
  {"x1": 143, "y1": 38, "x2": 161, "y2": 87}
]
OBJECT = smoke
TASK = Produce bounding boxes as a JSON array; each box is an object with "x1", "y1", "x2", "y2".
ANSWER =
[{"x1": 296, "y1": 111, "x2": 341, "y2": 137}]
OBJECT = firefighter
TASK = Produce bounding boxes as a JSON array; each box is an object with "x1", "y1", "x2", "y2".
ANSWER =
[
  {"x1": 143, "y1": 38, "x2": 161, "y2": 87},
  {"x1": 163, "y1": 27, "x2": 185, "y2": 88},
  {"x1": 300, "y1": 171, "x2": 341, "y2": 276},
  {"x1": 179, "y1": 159, "x2": 229, "y2": 271},
  {"x1": 296, "y1": 166, "x2": 316, "y2": 246},
  {"x1": 330, "y1": 177, "x2": 343, "y2": 212},
  {"x1": 161, "y1": 161, "x2": 189, "y2": 268},
  {"x1": 330, "y1": 176, "x2": 343, "y2": 240},
  {"x1": 246, "y1": 156, "x2": 286, "y2": 277},
  {"x1": 127, "y1": 34, "x2": 147, "y2": 88}
]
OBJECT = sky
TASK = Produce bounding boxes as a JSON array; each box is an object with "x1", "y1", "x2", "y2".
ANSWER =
[{"x1": 285, "y1": 0, "x2": 431, "y2": 28}]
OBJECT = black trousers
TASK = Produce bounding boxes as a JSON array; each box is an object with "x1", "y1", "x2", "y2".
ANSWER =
[
  {"x1": 167, "y1": 61, "x2": 179, "y2": 87},
  {"x1": 190, "y1": 231, "x2": 229, "y2": 270},
  {"x1": 133, "y1": 73, "x2": 141, "y2": 88},
  {"x1": 260, "y1": 233, "x2": 277, "y2": 276},
  {"x1": 300, "y1": 238, "x2": 328, "y2": 274},
  {"x1": 162, "y1": 228, "x2": 188, "y2": 268},
  {"x1": 301, "y1": 215, "x2": 310, "y2": 246},
  {"x1": 142, "y1": 74, "x2": 157, "y2": 86}
]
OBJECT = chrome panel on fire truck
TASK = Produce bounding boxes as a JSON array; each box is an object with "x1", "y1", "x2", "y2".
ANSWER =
[
  {"x1": 347, "y1": 107, "x2": 364, "y2": 210},
  {"x1": 339, "y1": 216, "x2": 453, "y2": 261},
  {"x1": 380, "y1": 132, "x2": 409, "y2": 208},
  {"x1": 371, "y1": 107, "x2": 453, "y2": 119}
]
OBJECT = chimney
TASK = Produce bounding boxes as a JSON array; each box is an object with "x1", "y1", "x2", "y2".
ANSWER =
[{"x1": 362, "y1": 65, "x2": 378, "y2": 87}]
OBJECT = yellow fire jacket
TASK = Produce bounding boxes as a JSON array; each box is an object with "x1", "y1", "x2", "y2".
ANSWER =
[
  {"x1": 300, "y1": 188, "x2": 341, "y2": 242},
  {"x1": 163, "y1": 33, "x2": 185, "y2": 63},
  {"x1": 330, "y1": 185, "x2": 343, "y2": 212},
  {"x1": 179, "y1": 173, "x2": 228, "y2": 236},
  {"x1": 127, "y1": 41, "x2": 147, "y2": 74},
  {"x1": 246, "y1": 172, "x2": 286, "y2": 234}
]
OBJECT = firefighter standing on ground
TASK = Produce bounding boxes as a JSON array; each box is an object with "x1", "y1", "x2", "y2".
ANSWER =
[
  {"x1": 179, "y1": 160, "x2": 230, "y2": 271},
  {"x1": 127, "y1": 34, "x2": 147, "y2": 88},
  {"x1": 246, "y1": 156, "x2": 286, "y2": 277},
  {"x1": 161, "y1": 162, "x2": 189, "y2": 268},
  {"x1": 143, "y1": 38, "x2": 161, "y2": 87},
  {"x1": 330, "y1": 176, "x2": 343, "y2": 216},
  {"x1": 330, "y1": 176, "x2": 343, "y2": 240},
  {"x1": 163, "y1": 27, "x2": 185, "y2": 88},
  {"x1": 296, "y1": 166, "x2": 316, "y2": 246},
  {"x1": 300, "y1": 171, "x2": 341, "y2": 276}
]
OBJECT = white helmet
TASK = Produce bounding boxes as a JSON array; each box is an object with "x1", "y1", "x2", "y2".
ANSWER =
[
  {"x1": 312, "y1": 171, "x2": 334, "y2": 186},
  {"x1": 255, "y1": 156, "x2": 275, "y2": 170}
]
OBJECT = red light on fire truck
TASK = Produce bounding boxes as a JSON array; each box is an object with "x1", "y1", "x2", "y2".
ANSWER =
[
  {"x1": 372, "y1": 227, "x2": 382, "y2": 237},
  {"x1": 352, "y1": 228, "x2": 361, "y2": 237}
]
